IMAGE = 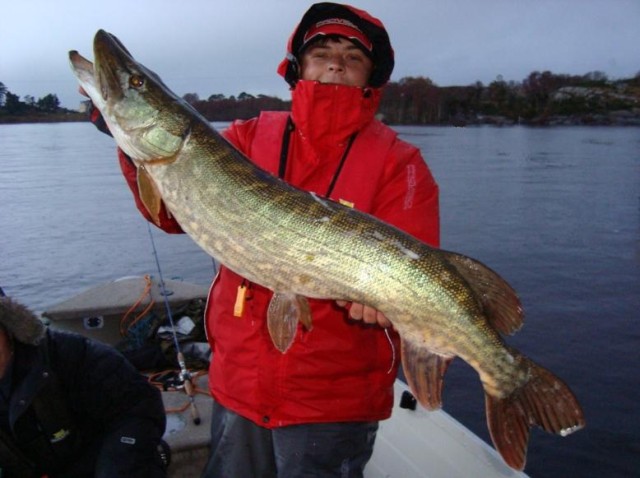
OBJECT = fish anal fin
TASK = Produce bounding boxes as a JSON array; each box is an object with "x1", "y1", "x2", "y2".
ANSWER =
[
  {"x1": 485, "y1": 360, "x2": 585, "y2": 470},
  {"x1": 442, "y1": 251, "x2": 524, "y2": 335},
  {"x1": 267, "y1": 293, "x2": 312, "y2": 353},
  {"x1": 400, "y1": 339, "x2": 453, "y2": 410},
  {"x1": 137, "y1": 166, "x2": 163, "y2": 226}
]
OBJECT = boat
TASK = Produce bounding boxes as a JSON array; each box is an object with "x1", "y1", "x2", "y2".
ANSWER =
[
  {"x1": 368, "y1": 381, "x2": 527, "y2": 478},
  {"x1": 42, "y1": 275, "x2": 528, "y2": 478},
  {"x1": 42, "y1": 275, "x2": 210, "y2": 346}
]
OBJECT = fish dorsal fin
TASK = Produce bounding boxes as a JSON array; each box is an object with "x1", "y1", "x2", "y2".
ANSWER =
[
  {"x1": 442, "y1": 251, "x2": 524, "y2": 335},
  {"x1": 267, "y1": 293, "x2": 312, "y2": 353},
  {"x1": 136, "y1": 166, "x2": 163, "y2": 226},
  {"x1": 401, "y1": 338, "x2": 453, "y2": 410}
]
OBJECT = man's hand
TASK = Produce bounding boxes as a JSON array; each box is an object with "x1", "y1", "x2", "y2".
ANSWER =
[{"x1": 336, "y1": 301, "x2": 392, "y2": 328}]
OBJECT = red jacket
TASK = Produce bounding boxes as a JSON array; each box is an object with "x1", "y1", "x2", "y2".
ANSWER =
[{"x1": 117, "y1": 80, "x2": 439, "y2": 427}]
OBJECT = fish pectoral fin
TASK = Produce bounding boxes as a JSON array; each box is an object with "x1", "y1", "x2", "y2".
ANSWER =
[
  {"x1": 441, "y1": 251, "x2": 524, "y2": 335},
  {"x1": 400, "y1": 339, "x2": 453, "y2": 410},
  {"x1": 137, "y1": 166, "x2": 163, "y2": 226},
  {"x1": 485, "y1": 358, "x2": 585, "y2": 470},
  {"x1": 267, "y1": 293, "x2": 312, "y2": 353}
]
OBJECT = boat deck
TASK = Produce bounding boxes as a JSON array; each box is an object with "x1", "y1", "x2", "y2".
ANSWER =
[{"x1": 43, "y1": 277, "x2": 529, "y2": 478}]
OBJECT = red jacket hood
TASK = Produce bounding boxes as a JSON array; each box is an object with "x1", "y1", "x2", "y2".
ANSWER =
[{"x1": 277, "y1": 3, "x2": 394, "y2": 88}]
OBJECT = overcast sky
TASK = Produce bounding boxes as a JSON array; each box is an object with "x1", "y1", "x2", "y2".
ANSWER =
[{"x1": 2, "y1": 0, "x2": 639, "y2": 109}]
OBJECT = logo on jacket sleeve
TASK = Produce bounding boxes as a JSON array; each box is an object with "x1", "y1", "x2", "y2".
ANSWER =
[{"x1": 50, "y1": 428, "x2": 71, "y2": 443}]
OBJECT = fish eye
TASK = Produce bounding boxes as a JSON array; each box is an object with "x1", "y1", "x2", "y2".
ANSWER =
[{"x1": 129, "y1": 74, "x2": 145, "y2": 88}]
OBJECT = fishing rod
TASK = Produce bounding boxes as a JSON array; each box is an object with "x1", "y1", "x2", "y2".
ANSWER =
[{"x1": 146, "y1": 222, "x2": 201, "y2": 426}]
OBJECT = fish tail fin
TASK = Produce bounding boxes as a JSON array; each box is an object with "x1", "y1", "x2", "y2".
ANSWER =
[{"x1": 485, "y1": 361, "x2": 585, "y2": 470}]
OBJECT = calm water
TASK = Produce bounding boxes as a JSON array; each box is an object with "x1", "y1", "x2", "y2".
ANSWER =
[{"x1": 1, "y1": 122, "x2": 638, "y2": 477}]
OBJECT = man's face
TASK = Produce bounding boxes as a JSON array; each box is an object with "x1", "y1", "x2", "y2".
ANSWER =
[{"x1": 300, "y1": 37, "x2": 373, "y2": 87}]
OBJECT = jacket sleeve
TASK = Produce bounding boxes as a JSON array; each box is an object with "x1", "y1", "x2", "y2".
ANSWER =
[
  {"x1": 116, "y1": 149, "x2": 184, "y2": 233},
  {"x1": 372, "y1": 139, "x2": 440, "y2": 248},
  {"x1": 51, "y1": 332, "x2": 167, "y2": 478},
  {"x1": 221, "y1": 117, "x2": 260, "y2": 152}
]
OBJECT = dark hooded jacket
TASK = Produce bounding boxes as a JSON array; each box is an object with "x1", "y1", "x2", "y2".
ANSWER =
[{"x1": 0, "y1": 298, "x2": 166, "y2": 478}]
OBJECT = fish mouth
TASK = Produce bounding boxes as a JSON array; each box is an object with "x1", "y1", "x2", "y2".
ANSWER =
[
  {"x1": 68, "y1": 50, "x2": 97, "y2": 101},
  {"x1": 68, "y1": 29, "x2": 133, "y2": 106},
  {"x1": 68, "y1": 50, "x2": 94, "y2": 77}
]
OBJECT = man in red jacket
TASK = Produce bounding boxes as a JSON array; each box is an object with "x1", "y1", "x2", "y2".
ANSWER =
[{"x1": 94, "y1": 3, "x2": 439, "y2": 477}]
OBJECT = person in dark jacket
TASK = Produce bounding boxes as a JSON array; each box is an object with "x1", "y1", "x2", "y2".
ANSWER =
[{"x1": 0, "y1": 296, "x2": 167, "y2": 478}]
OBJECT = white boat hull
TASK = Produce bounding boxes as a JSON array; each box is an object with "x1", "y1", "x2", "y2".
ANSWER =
[{"x1": 366, "y1": 381, "x2": 528, "y2": 477}]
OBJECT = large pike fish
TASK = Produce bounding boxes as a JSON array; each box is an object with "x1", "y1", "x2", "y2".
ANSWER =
[{"x1": 69, "y1": 30, "x2": 584, "y2": 470}]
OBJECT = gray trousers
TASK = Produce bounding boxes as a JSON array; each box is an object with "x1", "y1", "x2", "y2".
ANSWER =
[{"x1": 201, "y1": 401, "x2": 378, "y2": 478}]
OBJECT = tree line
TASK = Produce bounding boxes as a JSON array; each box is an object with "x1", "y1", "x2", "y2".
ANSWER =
[
  {"x1": 2, "y1": 69, "x2": 639, "y2": 125},
  {"x1": 0, "y1": 82, "x2": 85, "y2": 123},
  {"x1": 183, "y1": 70, "x2": 640, "y2": 126},
  {"x1": 0, "y1": 82, "x2": 62, "y2": 114},
  {"x1": 378, "y1": 71, "x2": 639, "y2": 125}
]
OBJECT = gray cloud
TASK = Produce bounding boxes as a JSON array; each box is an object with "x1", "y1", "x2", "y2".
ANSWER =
[{"x1": 2, "y1": 0, "x2": 638, "y2": 109}]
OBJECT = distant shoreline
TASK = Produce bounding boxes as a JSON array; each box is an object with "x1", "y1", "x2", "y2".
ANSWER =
[
  {"x1": 0, "y1": 112, "x2": 87, "y2": 124},
  {"x1": 2, "y1": 111, "x2": 639, "y2": 127}
]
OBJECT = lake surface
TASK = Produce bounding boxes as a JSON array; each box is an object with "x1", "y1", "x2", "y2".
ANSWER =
[{"x1": 1, "y1": 122, "x2": 638, "y2": 477}]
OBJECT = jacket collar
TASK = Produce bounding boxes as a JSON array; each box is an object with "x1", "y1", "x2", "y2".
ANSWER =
[{"x1": 290, "y1": 80, "x2": 381, "y2": 151}]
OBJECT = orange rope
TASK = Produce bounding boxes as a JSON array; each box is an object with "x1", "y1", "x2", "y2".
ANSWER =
[
  {"x1": 120, "y1": 275, "x2": 155, "y2": 336},
  {"x1": 147, "y1": 369, "x2": 210, "y2": 415}
]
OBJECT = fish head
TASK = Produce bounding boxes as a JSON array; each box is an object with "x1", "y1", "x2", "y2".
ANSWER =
[{"x1": 69, "y1": 30, "x2": 191, "y2": 163}]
